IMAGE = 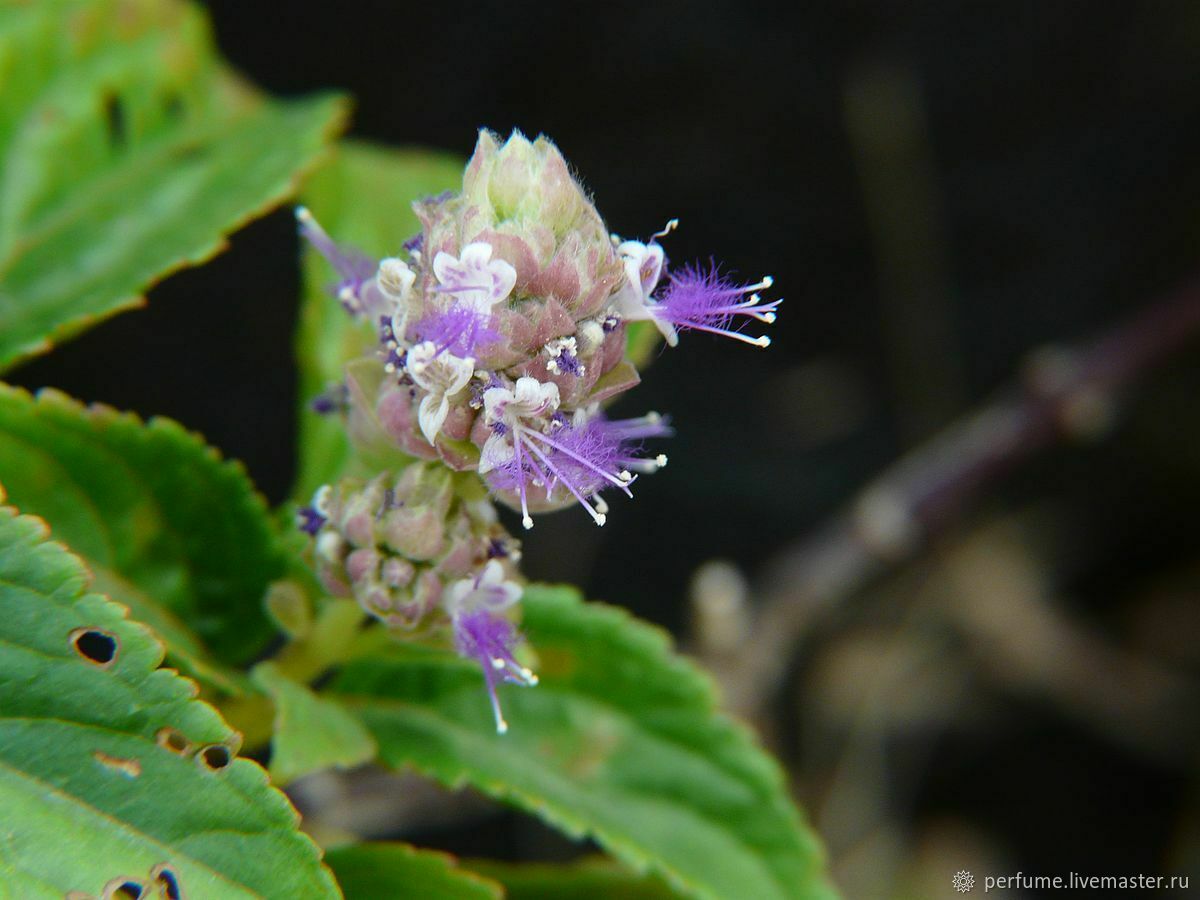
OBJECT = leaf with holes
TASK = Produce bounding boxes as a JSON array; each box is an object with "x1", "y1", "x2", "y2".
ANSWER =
[
  {"x1": 293, "y1": 140, "x2": 464, "y2": 503},
  {"x1": 0, "y1": 0, "x2": 347, "y2": 370},
  {"x1": 0, "y1": 502, "x2": 339, "y2": 897},
  {"x1": 0, "y1": 385, "x2": 284, "y2": 675},
  {"x1": 251, "y1": 661, "x2": 376, "y2": 785},
  {"x1": 329, "y1": 585, "x2": 838, "y2": 900},
  {"x1": 325, "y1": 843, "x2": 503, "y2": 900}
]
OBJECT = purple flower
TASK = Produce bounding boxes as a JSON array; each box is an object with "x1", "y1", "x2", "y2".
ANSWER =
[
  {"x1": 654, "y1": 263, "x2": 779, "y2": 347},
  {"x1": 296, "y1": 505, "x2": 326, "y2": 536},
  {"x1": 480, "y1": 385, "x2": 670, "y2": 529},
  {"x1": 446, "y1": 561, "x2": 535, "y2": 733},
  {"x1": 543, "y1": 337, "x2": 585, "y2": 377},
  {"x1": 610, "y1": 224, "x2": 779, "y2": 347},
  {"x1": 452, "y1": 610, "x2": 537, "y2": 734},
  {"x1": 296, "y1": 207, "x2": 376, "y2": 312}
]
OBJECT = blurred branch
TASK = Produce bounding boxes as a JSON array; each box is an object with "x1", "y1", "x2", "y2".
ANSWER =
[
  {"x1": 715, "y1": 275, "x2": 1200, "y2": 720},
  {"x1": 941, "y1": 526, "x2": 1199, "y2": 764}
]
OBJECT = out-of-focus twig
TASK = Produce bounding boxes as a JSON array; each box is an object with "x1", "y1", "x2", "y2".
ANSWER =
[
  {"x1": 716, "y1": 275, "x2": 1200, "y2": 720},
  {"x1": 940, "y1": 525, "x2": 1199, "y2": 764}
]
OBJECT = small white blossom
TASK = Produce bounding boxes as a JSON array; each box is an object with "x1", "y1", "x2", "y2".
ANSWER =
[
  {"x1": 611, "y1": 237, "x2": 680, "y2": 346},
  {"x1": 432, "y1": 242, "x2": 517, "y2": 314},
  {"x1": 378, "y1": 257, "x2": 416, "y2": 340},
  {"x1": 445, "y1": 560, "x2": 523, "y2": 615},
  {"x1": 406, "y1": 341, "x2": 475, "y2": 444}
]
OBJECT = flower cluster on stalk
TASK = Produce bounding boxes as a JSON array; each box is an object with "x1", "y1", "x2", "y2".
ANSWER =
[{"x1": 298, "y1": 130, "x2": 780, "y2": 731}]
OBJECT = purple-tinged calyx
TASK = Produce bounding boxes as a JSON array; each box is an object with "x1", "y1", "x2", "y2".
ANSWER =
[{"x1": 445, "y1": 560, "x2": 536, "y2": 734}]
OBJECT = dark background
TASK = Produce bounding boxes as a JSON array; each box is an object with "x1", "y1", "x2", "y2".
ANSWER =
[{"x1": 14, "y1": 2, "x2": 1200, "y2": 896}]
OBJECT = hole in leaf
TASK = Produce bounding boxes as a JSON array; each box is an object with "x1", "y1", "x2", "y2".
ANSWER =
[
  {"x1": 155, "y1": 727, "x2": 192, "y2": 756},
  {"x1": 93, "y1": 750, "x2": 141, "y2": 778},
  {"x1": 71, "y1": 628, "x2": 118, "y2": 666},
  {"x1": 197, "y1": 744, "x2": 231, "y2": 771},
  {"x1": 149, "y1": 864, "x2": 184, "y2": 900},
  {"x1": 103, "y1": 93, "x2": 127, "y2": 148},
  {"x1": 103, "y1": 880, "x2": 144, "y2": 900}
]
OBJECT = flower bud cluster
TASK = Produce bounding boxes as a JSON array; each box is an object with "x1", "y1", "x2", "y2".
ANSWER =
[
  {"x1": 304, "y1": 464, "x2": 519, "y2": 630},
  {"x1": 299, "y1": 129, "x2": 781, "y2": 731}
]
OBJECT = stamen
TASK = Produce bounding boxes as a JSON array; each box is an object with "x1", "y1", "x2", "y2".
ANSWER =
[
  {"x1": 652, "y1": 218, "x2": 680, "y2": 239},
  {"x1": 522, "y1": 427, "x2": 635, "y2": 496},
  {"x1": 520, "y1": 435, "x2": 608, "y2": 526}
]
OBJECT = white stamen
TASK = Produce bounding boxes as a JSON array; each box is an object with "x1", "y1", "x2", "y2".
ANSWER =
[
  {"x1": 593, "y1": 495, "x2": 610, "y2": 515},
  {"x1": 653, "y1": 218, "x2": 680, "y2": 239},
  {"x1": 656, "y1": 454, "x2": 669, "y2": 467},
  {"x1": 295, "y1": 206, "x2": 314, "y2": 223},
  {"x1": 619, "y1": 470, "x2": 633, "y2": 483},
  {"x1": 492, "y1": 658, "x2": 506, "y2": 670},
  {"x1": 522, "y1": 515, "x2": 534, "y2": 530},
  {"x1": 595, "y1": 513, "x2": 607, "y2": 526},
  {"x1": 496, "y1": 716, "x2": 508, "y2": 734}
]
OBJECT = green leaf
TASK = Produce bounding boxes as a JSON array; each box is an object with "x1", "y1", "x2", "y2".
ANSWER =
[
  {"x1": 0, "y1": 0, "x2": 347, "y2": 370},
  {"x1": 251, "y1": 661, "x2": 376, "y2": 785},
  {"x1": 0, "y1": 385, "x2": 284, "y2": 673},
  {"x1": 0, "y1": 503, "x2": 338, "y2": 898},
  {"x1": 293, "y1": 140, "x2": 464, "y2": 503},
  {"x1": 467, "y1": 857, "x2": 681, "y2": 899},
  {"x1": 325, "y1": 843, "x2": 503, "y2": 900},
  {"x1": 330, "y1": 585, "x2": 837, "y2": 900}
]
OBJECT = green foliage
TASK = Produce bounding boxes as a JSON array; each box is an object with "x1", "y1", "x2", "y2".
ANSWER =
[
  {"x1": 0, "y1": 386, "x2": 284, "y2": 673},
  {"x1": 467, "y1": 858, "x2": 681, "y2": 899},
  {"x1": 326, "y1": 843, "x2": 503, "y2": 900},
  {"x1": 293, "y1": 140, "x2": 464, "y2": 503},
  {"x1": 0, "y1": 503, "x2": 338, "y2": 898},
  {"x1": 0, "y1": 0, "x2": 346, "y2": 370},
  {"x1": 330, "y1": 585, "x2": 837, "y2": 900},
  {"x1": 252, "y1": 661, "x2": 376, "y2": 785}
]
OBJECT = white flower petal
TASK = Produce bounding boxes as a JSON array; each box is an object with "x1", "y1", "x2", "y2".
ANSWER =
[{"x1": 418, "y1": 393, "x2": 450, "y2": 444}]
